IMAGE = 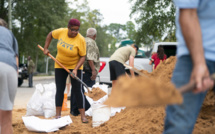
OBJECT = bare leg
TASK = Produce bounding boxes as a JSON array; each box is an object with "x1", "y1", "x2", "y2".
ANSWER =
[
  {"x1": 0, "y1": 110, "x2": 13, "y2": 134},
  {"x1": 66, "y1": 83, "x2": 71, "y2": 95},
  {"x1": 55, "y1": 107, "x2": 62, "y2": 119},
  {"x1": 78, "y1": 108, "x2": 88, "y2": 123},
  {"x1": 111, "y1": 80, "x2": 117, "y2": 94}
]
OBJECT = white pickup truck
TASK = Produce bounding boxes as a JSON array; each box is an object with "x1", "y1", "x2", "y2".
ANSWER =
[{"x1": 97, "y1": 42, "x2": 177, "y2": 86}]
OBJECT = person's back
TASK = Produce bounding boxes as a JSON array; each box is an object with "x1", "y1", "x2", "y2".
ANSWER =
[
  {"x1": 109, "y1": 46, "x2": 136, "y2": 64},
  {"x1": 0, "y1": 26, "x2": 18, "y2": 70},
  {"x1": 0, "y1": 18, "x2": 19, "y2": 134},
  {"x1": 151, "y1": 53, "x2": 166, "y2": 69}
]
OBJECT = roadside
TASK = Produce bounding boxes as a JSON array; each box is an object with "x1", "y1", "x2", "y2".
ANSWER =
[
  {"x1": 14, "y1": 75, "x2": 112, "y2": 110},
  {"x1": 14, "y1": 76, "x2": 55, "y2": 109},
  {"x1": 33, "y1": 75, "x2": 54, "y2": 81}
]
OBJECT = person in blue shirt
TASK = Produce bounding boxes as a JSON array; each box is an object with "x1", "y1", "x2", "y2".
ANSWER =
[
  {"x1": 163, "y1": 1, "x2": 215, "y2": 134},
  {"x1": 0, "y1": 18, "x2": 19, "y2": 134}
]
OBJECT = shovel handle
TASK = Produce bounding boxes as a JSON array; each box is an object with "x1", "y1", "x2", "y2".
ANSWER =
[
  {"x1": 178, "y1": 73, "x2": 215, "y2": 93},
  {"x1": 123, "y1": 64, "x2": 147, "y2": 77},
  {"x1": 37, "y1": 45, "x2": 91, "y2": 93}
]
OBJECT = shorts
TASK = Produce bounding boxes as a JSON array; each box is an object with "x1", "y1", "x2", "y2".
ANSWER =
[
  {"x1": 109, "y1": 60, "x2": 125, "y2": 81},
  {"x1": 0, "y1": 62, "x2": 17, "y2": 110}
]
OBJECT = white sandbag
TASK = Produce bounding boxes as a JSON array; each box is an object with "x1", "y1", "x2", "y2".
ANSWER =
[
  {"x1": 26, "y1": 84, "x2": 44, "y2": 116},
  {"x1": 85, "y1": 83, "x2": 126, "y2": 120},
  {"x1": 83, "y1": 86, "x2": 92, "y2": 93},
  {"x1": 92, "y1": 103, "x2": 111, "y2": 128},
  {"x1": 26, "y1": 83, "x2": 56, "y2": 118},
  {"x1": 43, "y1": 83, "x2": 56, "y2": 118},
  {"x1": 110, "y1": 107, "x2": 126, "y2": 117},
  {"x1": 92, "y1": 83, "x2": 109, "y2": 94},
  {"x1": 22, "y1": 115, "x2": 72, "y2": 132},
  {"x1": 85, "y1": 96, "x2": 94, "y2": 116}
]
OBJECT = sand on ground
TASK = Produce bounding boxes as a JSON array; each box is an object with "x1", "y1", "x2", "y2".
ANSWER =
[{"x1": 13, "y1": 56, "x2": 215, "y2": 134}]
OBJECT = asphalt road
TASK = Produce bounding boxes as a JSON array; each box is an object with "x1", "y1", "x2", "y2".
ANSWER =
[
  {"x1": 14, "y1": 76, "x2": 55, "y2": 109},
  {"x1": 14, "y1": 76, "x2": 112, "y2": 109}
]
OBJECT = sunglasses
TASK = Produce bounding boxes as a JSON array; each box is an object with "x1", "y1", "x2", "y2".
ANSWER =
[{"x1": 69, "y1": 27, "x2": 79, "y2": 32}]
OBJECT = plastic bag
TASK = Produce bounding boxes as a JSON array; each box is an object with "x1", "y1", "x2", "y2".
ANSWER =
[
  {"x1": 26, "y1": 84, "x2": 44, "y2": 116},
  {"x1": 22, "y1": 115, "x2": 72, "y2": 132},
  {"x1": 26, "y1": 83, "x2": 56, "y2": 118}
]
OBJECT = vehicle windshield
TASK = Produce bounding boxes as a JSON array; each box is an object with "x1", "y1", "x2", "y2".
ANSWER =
[{"x1": 135, "y1": 50, "x2": 147, "y2": 58}]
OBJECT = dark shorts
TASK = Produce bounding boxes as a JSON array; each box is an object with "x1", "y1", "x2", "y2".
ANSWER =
[{"x1": 109, "y1": 60, "x2": 125, "y2": 81}]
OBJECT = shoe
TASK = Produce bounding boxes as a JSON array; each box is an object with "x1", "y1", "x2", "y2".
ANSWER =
[{"x1": 70, "y1": 111, "x2": 79, "y2": 116}]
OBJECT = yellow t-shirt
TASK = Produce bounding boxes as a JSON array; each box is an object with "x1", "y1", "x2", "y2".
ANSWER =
[{"x1": 52, "y1": 28, "x2": 86, "y2": 69}]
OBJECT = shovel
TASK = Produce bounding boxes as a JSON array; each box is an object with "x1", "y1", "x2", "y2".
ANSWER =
[
  {"x1": 178, "y1": 73, "x2": 215, "y2": 93},
  {"x1": 123, "y1": 64, "x2": 147, "y2": 77},
  {"x1": 104, "y1": 70, "x2": 215, "y2": 107},
  {"x1": 37, "y1": 45, "x2": 91, "y2": 93},
  {"x1": 124, "y1": 63, "x2": 215, "y2": 94}
]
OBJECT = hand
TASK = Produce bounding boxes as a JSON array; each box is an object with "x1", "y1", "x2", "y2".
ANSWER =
[
  {"x1": 43, "y1": 48, "x2": 50, "y2": 55},
  {"x1": 71, "y1": 69, "x2": 77, "y2": 78},
  {"x1": 91, "y1": 70, "x2": 97, "y2": 80},
  {"x1": 190, "y1": 64, "x2": 214, "y2": 93}
]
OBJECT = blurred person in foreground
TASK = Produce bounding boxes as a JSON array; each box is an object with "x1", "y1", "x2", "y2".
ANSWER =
[
  {"x1": 27, "y1": 56, "x2": 35, "y2": 87},
  {"x1": 0, "y1": 18, "x2": 19, "y2": 134},
  {"x1": 70, "y1": 28, "x2": 99, "y2": 116},
  {"x1": 149, "y1": 46, "x2": 167, "y2": 70},
  {"x1": 43, "y1": 18, "x2": 89, "y2": 123},
  {"x1": 109, "y1": 44, "x2": 138, "y2": 91},
  {"x1": 163, "y1": 1, "x2": 215, "y2": 134}
]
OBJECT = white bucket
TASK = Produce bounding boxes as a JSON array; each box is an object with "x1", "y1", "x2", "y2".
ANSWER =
[{"x1": 92, "y1": 103, "x2": 111, "y2": 128}]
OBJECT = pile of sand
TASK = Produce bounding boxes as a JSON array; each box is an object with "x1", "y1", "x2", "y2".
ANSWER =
[
  {"x1": 13, "y1": 56, "x2": 215, "y2": 134},
  {"x1": 86, "y1": 87, "x2": 107, "y2": 101},
  {"x1": 105, "y1": 76, "x2": 182, "y2": 107}
]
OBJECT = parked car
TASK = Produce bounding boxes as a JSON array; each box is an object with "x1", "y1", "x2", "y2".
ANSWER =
[
  {"x1": 151, "y1": 42, "x2": 177, "y2": 58},
  {"x1": 18, "y1": 63, "x2": 28, "y2": 87},
  {"x1": 97, "y1": 42, "x2": 178, "y2": 86}
]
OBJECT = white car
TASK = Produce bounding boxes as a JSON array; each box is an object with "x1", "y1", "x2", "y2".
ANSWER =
[{"x1": 97, "y1": 42, "x2": 177, "y2": 86}]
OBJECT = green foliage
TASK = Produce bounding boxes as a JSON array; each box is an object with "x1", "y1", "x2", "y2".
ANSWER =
[
  {"x1": 130, "y1": 0, "x2": 176, "y2": 46},
  {"x1": 0, "y1": 0, "x2": 8, "y2": 21},
  {"x1": 125, "y1": 21, "x2": 137, "y2": 41},
  {"x1": 1, "y1": 0, "x2": 138, "y2": 73}
]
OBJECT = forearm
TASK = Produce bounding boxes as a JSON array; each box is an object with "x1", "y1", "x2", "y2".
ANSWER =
[
  {"x1": 74, "y1": 56, "x2": 86, "y2": 70},
  {"x1": 180, "y1": 9, "x2": 205, "y2": 66},
  {"x1": 129, "y1": 56, "x2": 135, "y2": 76}
]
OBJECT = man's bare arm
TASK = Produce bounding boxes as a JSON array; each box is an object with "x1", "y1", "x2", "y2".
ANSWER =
[
  {"x1": 88, "y1": 60, "x2": 97, "y2": 80},
  {"x1": 180, "y1": 9, "x2": 214, "y2": 92},
  {"x1": 129, "y1": 55, "x2": 135, "y2": 77}
]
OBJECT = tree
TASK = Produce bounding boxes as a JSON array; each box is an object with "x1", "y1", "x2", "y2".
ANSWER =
[
  {"x1": 125, "y1": 21, "x2": 137, "y2": 41},
  {"x1": 0, "y1": 0, "x2": 8, "y2": 21},
  {"x1": 67, "y1": 0, "x2": 115, "y2": 56},
  {"x1": 12, "y1": 0, "x2": 68, "y2": 72},
  {"x1": 130, "y1": 0, "x2": 176, "y2": 46},
  {"x1": 106, "y1": 23, "x2": 126, "y2": 43}
]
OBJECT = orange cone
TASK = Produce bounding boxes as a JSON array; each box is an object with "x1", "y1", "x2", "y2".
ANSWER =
[{"x1": 62, "y1": 93, "x2": 68, "y2": 111}]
